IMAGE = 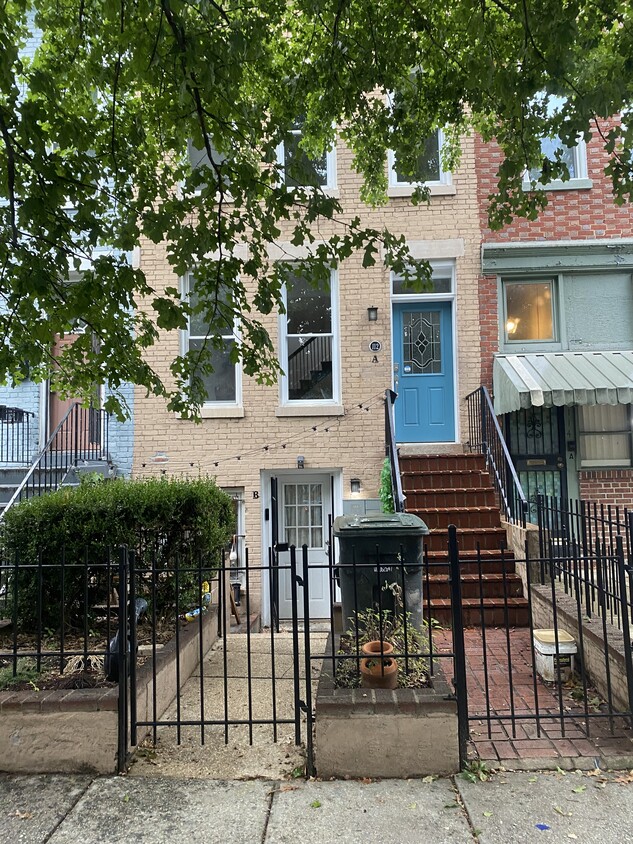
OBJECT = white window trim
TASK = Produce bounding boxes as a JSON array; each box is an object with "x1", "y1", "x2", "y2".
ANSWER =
[
  {"x1": 180, "y1": 272, "x2": 243, "y2": 414},
  {"x1": 278, "y1": 268, "x2": 341, "y2": 408},
  {"x1": 522, "y1": 137, "x2": 592, "y2": 191},
  {"x1": 275, "y1": 128, "x2": 337, "y2": 192},
  {"x1": 387, "y1": 129, "x2": 453, "y2": 197}
]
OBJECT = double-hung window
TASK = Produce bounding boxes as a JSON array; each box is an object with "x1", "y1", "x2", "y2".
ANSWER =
[
  {"x1": 280, "y1": 269, "x2": 339, "y2": 404},
  {"x1": 185, "y1": 273, "x2": 240, "y2": 406},
  {"x1": 388, "y1": 129, "x2": 450, "y2": 189},
  {"x1": 277, "y1": 121, "x2": 336, "y2": 189},
  {"x1": 578, "y1": 405, "x2": 633, "y2": 468},
  {"x1": 525, "y1": 95, "x2": 590, "y2": 189}
]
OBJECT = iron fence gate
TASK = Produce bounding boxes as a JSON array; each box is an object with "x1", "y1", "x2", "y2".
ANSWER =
[{"x1": 125, "y1": 545, "x2": 317, "y2": 772}]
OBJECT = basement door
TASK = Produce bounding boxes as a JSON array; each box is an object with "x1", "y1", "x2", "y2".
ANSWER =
[
  {"x1": 393, "y1": 302, "x2": 455, "y2": 442},
  {"x1": 274, "y1": 474, "x2": 332, "y2": 620}
]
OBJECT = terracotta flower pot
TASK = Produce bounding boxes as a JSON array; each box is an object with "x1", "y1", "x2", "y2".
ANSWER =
[{"x1": 360, "y1": 640, "x2": 398, "y2": 690}]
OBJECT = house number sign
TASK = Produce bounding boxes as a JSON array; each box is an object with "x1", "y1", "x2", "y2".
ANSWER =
[{"x1": 369, "y1": 340, "x2": 382, "y2": 352}]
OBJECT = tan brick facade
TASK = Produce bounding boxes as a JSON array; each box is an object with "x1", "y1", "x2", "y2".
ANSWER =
[{"x1": 133, "y1": 136, "x2": 483, "y2": 578}]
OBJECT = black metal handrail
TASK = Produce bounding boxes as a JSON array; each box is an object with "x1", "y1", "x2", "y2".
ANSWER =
[
  {"x1": 0, "y1": 405, "x2": 35, "y2": 465},
  {"x1": 0, "y1": 402, "x2": 109, "y2": 519},
  {"x1": 465, "y1": 385, "x2": 528, "y2": 527},
  {"x1": 384, "y1": 389, "x2": 405, "y2": 513}
]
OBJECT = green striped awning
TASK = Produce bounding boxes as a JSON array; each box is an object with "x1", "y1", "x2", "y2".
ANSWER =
[{"x1": 493, "y1": 351, "x2": 633, "y2": 415}]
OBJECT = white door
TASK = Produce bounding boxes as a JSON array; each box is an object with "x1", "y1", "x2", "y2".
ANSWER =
[{"x1": 277, "y1": 474, "x2": 331, "y2": 620}]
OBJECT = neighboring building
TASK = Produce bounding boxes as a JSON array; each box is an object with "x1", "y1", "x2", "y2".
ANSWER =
[
  {"x1": 134, "y1": 130, "x2": 483, "y2": 622},
  {"x1": 476, "y1": 117, "x2": 633, "y2": 519},
  {"x1": 0, "y1": 25, "x2": 134, "y2": 506}
]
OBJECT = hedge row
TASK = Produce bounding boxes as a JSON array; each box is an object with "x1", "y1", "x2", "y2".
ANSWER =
[{"x1": 2, "y1": 477, "x2": 235, "y2": 629}]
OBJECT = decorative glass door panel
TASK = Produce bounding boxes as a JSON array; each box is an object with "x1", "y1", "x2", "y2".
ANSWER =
[{"x1": 402, "y1": 311, "x2": 442, "y2": 374}]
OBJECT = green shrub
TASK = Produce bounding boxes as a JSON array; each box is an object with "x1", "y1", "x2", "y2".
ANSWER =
[
  {"x1": 379, "y1": 457, "x2": 394, "y2": 513},
  {"x1": 2, "y1": 477, "x2": 235, "y2": 630}
]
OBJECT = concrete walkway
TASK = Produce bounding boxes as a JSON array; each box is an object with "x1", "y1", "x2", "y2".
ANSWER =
[
  {"x1": 3, "y1": 769, "x2": 633, "y2": 844},
  {"x1": 130, "y1": 631, "x2": 327, "y2": 780}
]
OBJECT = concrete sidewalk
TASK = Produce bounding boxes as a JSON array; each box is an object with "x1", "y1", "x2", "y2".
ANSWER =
[{"x1": 2, "y1": 769, "x2": 633, "y2": 844}]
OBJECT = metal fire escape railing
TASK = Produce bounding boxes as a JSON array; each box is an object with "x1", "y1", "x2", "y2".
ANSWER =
[
  {"x1": 0, "y1": 405, "x2": 35, "y2": 465},
  {"x1": 384, "y1": 389, "x2": 405, "y2": 513},
  {"x1": 465, "y1": 385, "x2": 528, "y2": 527},
  {"x1": 0, "y1": 402, "x2": 110, "y2": 520}
]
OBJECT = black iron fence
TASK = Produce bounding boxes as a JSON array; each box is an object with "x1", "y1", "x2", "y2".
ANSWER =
[
  {"x1": 465, "y1": 386, "x2": 528, "y2": 526},
  {"x1": 0, "y1": 405, "x2": 35, "y2": 465},
  {"x1": 448, "y1": 527, "x2": 633, "y2": 753},
  {"x1": 538, "y1": 495, "x2": 633, "y2": 629},
  {"x1": 4, "y1": 521, "x2": 633, "y2": 775},
  {"x1": 0, "y1": 546, "x2": 129, "y2": 769}
]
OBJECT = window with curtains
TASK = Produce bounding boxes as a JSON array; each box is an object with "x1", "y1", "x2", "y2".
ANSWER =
[{"x1": 578, "y1": 405, "x2": 633, "y2": 468}]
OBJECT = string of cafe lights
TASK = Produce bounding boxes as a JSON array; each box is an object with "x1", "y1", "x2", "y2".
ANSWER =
[{"x1": 141, "y1": 390, "x2": 387, "y2": 474}]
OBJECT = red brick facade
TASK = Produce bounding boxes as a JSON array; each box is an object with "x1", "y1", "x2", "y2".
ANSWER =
[
  {"x1": 476, "y1": 120, "x2": 633, "y2": 385},
  {"x1": 476, "y1": 118, "x2": 633, "y2": 243},
  {"x1": 578, "y1": 470, "x2": 633, "y2": 510},
  {"x1": 476, "y1": 120, "x2": 633, "y2": 508}
]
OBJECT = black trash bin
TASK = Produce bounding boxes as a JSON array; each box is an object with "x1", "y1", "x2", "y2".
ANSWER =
[{"x1": 333, "y1": 513, "x2": 429, "y2": 632}]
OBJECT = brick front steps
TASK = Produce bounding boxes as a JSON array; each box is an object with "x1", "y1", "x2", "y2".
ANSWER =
[{"x1": 401, "y1": 453, "x2": 529, "y2": 627}]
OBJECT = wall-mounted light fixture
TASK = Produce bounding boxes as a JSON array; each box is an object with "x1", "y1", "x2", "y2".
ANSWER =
[
  {"x1": 367, "y1": 306, "x2": 378, "y2": 322},
  {"x1": 350, "y1": 478, "x2": 361, "y2": 495},
  {"x1": 297, "y1": 455, "x2": 305, "y2": 470}
]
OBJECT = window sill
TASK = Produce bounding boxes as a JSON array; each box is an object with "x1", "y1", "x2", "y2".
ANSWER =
[
  {"x1": 199, "y1": 405, "x2": 245, "y2": 419},
  {"x1": 387, "y1": 184, "x2": 456, "y2": 198},
  {"x1": 284, "y1": 185, "x2": 339, "y2": 198},
  {"x1": 522, "y1": 178, "x2": 593, "y2": 192},
  {"x1": 275, "y1": 404, "x2": 344, "y2": 418}
]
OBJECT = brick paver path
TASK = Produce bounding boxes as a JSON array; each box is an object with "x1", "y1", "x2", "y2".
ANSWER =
[{"x1": 432, "y1": 627, "x2": 633, "y2": 766}]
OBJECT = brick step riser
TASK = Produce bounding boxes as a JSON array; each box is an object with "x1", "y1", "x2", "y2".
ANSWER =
[
  {"x1": 424, "y1": 532, "x2": 508, "y2": 552},
  {"x1": 423, "y1": 606, "x2": 530, "y2": 628},
  {"x1": 411, "y1": 510, "x2": 502, "y2": 530},
  {"x1": 425, "y1": 560, "x2": 516, "y2": 576},
  {"x1": 400, "y1": 455, "x2": 487, "y2": 473},
  {"x1": 402, "y1": 472, "x2": 492, "y2": 491},
  {"x1": 406, "y1": 491, "x2": 498, "y2": 509},
  {"x1": 424, "y1": 580, "x2": 524, "y2": 600}
]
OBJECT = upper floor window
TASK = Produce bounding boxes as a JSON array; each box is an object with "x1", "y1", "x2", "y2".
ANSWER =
[
  {"x1": 280, "y1": 269, "x2": 339, "y2": 404},
  {"x1": 184, "y1": 274, "x2": 240, "y2": 405},
  {"x1": 187, "y1": 138, "x2": 229, "y2": 191},
  {"x1": 388, "y1": 129, "x2": 450, "y2": 188},
  {"x1": 525, "y1": 95, "x2": 591, "y2": 189},
  {"x1": 503, "y1": 279, "x2": 556, "y2": 344},
  {"x1": 277, "y1": 121, "x2": 336, "y2": 189}
]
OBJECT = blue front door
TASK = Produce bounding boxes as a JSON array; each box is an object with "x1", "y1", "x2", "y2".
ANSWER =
[{"x1": 393, "y1": 302, "x2": 455, "y2": 442}]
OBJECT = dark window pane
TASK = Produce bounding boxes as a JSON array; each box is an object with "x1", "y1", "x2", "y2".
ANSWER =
[
  {"x1": 392, "y1": 274, "x2": 451, "y2": 295},
  {"x1": 284, "y1": 134, "x2": 328, "y2": 187},
  {"x1": 287, "y1": 336, "x2": 333, "y2": 400},
  {"x1": 189, "y1": 338, "x2": 236, "y2": 402},
  {"x1": 286, "y1": 274, "x2": 331, "y2": 334},
  {"x1": 395, "y1": 132, "x2": 441, "y2": 183}
]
